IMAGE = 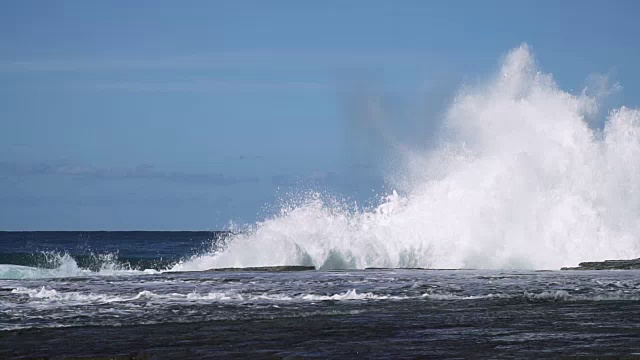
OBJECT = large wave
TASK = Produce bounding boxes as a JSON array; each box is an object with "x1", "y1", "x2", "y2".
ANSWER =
[{"x1": 173, "y1": 44, "x2": 640, "y2": 271}]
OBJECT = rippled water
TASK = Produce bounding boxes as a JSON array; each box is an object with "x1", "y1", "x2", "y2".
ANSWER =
[{"x1": 3, "y1": 269, "x2": 640, "y2": 358}]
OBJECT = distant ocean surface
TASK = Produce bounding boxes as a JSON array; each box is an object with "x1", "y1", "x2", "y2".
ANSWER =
[
  {"x1": 0, "y1": 231, "x2": 228, "y2": 278},
  {"x1": 1, "y1": 231, "x2": 640, "y2": 358}
]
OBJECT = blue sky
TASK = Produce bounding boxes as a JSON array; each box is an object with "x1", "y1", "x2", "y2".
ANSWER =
[{"x1": 1, "y1": 0, "x2": 639, "y2": 230}]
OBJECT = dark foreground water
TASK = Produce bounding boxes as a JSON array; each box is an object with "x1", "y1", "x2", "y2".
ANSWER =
[{"x1": 1, "y1": 232, "x2": 640, "y2": 358}]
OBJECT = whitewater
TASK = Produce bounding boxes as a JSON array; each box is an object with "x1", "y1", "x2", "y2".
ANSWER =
[{"x1": 174, "y1": 44, "x2": 640, "y2": 271}]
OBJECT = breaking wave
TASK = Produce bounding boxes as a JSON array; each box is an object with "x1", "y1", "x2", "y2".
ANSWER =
[
  {"x1": 0, "y1": 252, "x2": 157, "y2": 279},
  {"x1": 174, "y1": 44, "x2": 640, "y2": 271}
]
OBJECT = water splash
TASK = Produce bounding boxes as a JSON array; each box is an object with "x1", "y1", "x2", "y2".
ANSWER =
[{"x1": 174, "y1": 44, "x2": 640, "y2": 271}]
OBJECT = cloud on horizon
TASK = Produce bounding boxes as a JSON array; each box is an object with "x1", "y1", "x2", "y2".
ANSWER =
[{"x1": 0, "y1": 161, "x2": 258, "y2": 186}]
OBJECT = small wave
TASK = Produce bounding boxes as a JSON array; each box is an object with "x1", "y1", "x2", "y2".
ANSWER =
[
  {"x1": 9, "y1": 286, "x2": 640, "y2": 306},
  {"x1": 421, "y1": 293, "x2": 512, "y2": 301},
  {"x1": 10, "y1": 287, "x2": 163, "y2": 303},
  {"x1": 422, "y1": 290, "x2": 640, "y2": 302},
  {"x1": 0, "y1": 252, "x2": 157, "y2": 279},
  {"x1": 592, "y1": 279, "x2": 640, "y2": 289},
  {"x1": 524, "y1": 290, "x2": 571, "y2": 300},
  {"x1": 8, "y1": 287, "x2": 407, "y2": 305},
  {"x1": 300, "y1": 289, "x2": 404, "y2": 301}
]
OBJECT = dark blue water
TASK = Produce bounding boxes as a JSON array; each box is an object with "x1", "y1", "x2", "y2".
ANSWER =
[
  {"x1": 1, "y1": 232, "x2": 640, "y2": 358},
  {"x1": 0, "y1": 231, "x2": 229, "y2": 273}
]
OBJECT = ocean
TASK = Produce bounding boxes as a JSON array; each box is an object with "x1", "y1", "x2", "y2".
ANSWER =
[{"x1": 1, "y1": 231, "x2": 640, "y2": 358}]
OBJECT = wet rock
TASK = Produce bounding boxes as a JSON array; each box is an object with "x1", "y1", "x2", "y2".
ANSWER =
[
  {"x1": 204, "y1": 265, "x2": 316, "y2": 272},
  {"x1": 561, "y1": 258, "x2": 640, "y2": 270}
]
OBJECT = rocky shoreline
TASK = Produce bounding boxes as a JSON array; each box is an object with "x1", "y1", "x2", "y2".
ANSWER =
[
  {"x1": 561, "y1": 258, "x2": 640, "y2": 270},
  {"x1": 204, "y1": 265, "x2": 316, "y2": 272},
  {"x1": 192, "y1": 261, "x2": 640, "y2": 272}
]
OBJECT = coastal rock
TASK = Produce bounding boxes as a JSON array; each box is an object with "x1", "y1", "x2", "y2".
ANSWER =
[
  {"x1": 204, "y1": 265, "x2": 315, "y2": 272},
  {"x1": 561, "y1": 258, "x2": 640, "y2": 270}
]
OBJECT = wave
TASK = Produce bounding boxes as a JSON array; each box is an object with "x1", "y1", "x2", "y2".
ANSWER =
[
  {"x1": 9, "y1": 287, "x2": 403, "y2": 304},
  {"x1": 0, "y1": 252, "x2": 177, "y2": 271},
  {"x1": 0, "y1": 252, "x2": 158, "y2": 279},
  {"x1": 10, "y1": 286, "x2": 640, "y2": 305},
  {"x1": 173, "y1": 44, "x2": 640, "y2": 271}
]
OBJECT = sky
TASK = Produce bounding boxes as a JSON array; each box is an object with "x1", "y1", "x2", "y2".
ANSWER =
[{"x1": 1, "y1": 0, "x2": 639, "y2": 230}]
